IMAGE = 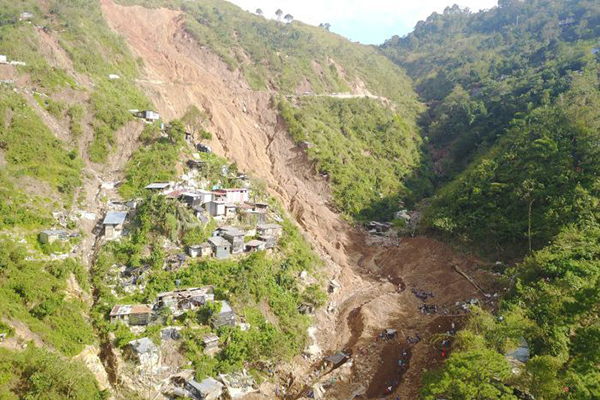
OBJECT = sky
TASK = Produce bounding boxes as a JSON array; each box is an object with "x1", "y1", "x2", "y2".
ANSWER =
[{"x1": 228, "y1": 0, "x2": 499, "y2": 44}]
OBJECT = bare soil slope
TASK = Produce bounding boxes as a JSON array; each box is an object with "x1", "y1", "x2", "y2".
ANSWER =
[{"x1": 100, "y1": 1, "x2": 499, "y2": 398}]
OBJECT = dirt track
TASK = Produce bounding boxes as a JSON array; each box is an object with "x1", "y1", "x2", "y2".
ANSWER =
[{"x1": 100, "y1": 1, "x2": 501, "y2": 398}]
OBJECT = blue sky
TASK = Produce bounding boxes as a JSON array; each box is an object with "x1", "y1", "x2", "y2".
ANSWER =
[{"x1": 228, "y1": 0, "x2": 499, "y2": 44}]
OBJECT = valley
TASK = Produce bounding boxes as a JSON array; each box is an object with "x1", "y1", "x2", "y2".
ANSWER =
[{"x1": 0, "y1": 0, "x2": 598, "y2": 399}]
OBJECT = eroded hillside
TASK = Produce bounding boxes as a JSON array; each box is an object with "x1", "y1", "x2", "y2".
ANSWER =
[
  {"x1": 1, "y1": 1, "x2": 506, "y2": 399},
  {"x1": 99, "y1": 1, "x2": 499, "y2": 399}
]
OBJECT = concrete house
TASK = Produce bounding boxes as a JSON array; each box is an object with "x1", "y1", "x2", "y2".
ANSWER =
[
  {"x1": 103, "y1": 211, "x2": 127, "y2": 240},
  {"x1": 203, "y1": 334, "x2": 219, "y2": 355},
  {"x1": 213, "y1": 188, "x2": 249, "y2": 204},
  {"x1": 257, "y1": 223, "x2": 282, "y2": 238},
  {"x1": 219, "y1": 370, "x2": 258, "y2": 399},
  {"x1": 259, "y1": 235, "x2": 277, "y2": 249},
  {"x1": 224, "y1": 204, "x2": 238, "y2": 219},
  {"x1": 182, "y1": 190, "x2": 213, "y2": 208},
  {"x1": 188, "y1": 243, "x2": 212, "y2": 258},
  {"x1": 156, "y1": 287, "x2": 214, "y2": 316},
  {"x1": 186, "y1": 378, "x2": 223, "y2": 400},
  {"x1": 188, "y1": 245, "x2": 202, "y2": 258},
  {"x1": 39, "y1": 229, "x2": 69, "y2": 244},
  {"x1": 245, "y1": 240, "x2": 266, "y2": 252},
  {"x1": 206, "y1": 201, "x2": 226, "y2": 218},
  {"x1": 222, "y1": 228, "x2": 245, "y2": 254},
  {"x1": 109, "y1": 304, "x2": 152, "y2": 326},
  {"x1": 0, "y1": 55, "x2": 7, "y2": 64},
  {"x1": 211, "y1": 300, "x2": 236, "y2": 329},
  {"x1": 144, "y1": 182, "x2": 171, "y2": 193},
  {"x1": 238, "y1": 203, "x2": 267, "y2": 224},
  {"x1": 206, "y1": 201, "x2": 236, "y2": 219},
  {"x1": 208, "y1": 236, "x2": 231, "y2": 259}
]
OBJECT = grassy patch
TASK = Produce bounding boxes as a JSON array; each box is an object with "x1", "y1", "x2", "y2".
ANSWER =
[
  {"x1": 0, "y1": 346, "x2": 106, "y2": 399},
  {"x1": 0, "y1": 239, "x2": 95, "y2": 356},
  {"x1": 0, "y1": 88, "x2": 82, "y2": 207}
]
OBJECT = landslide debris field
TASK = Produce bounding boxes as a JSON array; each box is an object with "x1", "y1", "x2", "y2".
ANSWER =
[{"x1": 99, "y1": 1, "x2": 504, "y2": 398}]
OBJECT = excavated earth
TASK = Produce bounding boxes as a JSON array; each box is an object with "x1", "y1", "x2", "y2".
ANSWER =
[{"x1": 99, "y1": 1, "x2": 503, "y2": 398}]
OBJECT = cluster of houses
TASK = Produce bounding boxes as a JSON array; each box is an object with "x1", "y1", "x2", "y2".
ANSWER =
[
  {"x1": 110, "y1": 285, "x2": 257, "y2": 398},
  {"x1": 124, "y1": 332, "x2": 258, "y2": 399},
  {"x1": 142, "y1": 181, "x2": 284, "y2": 259},
  {"x1": 97, "y1": 182, "x2": 284, "y2": 259},
  {"x1": 110, "y1": 286, "x2": 237, "y2": 330},
  {"x1": 197, "y1": 223, "x2": 282, "y2": 260}
]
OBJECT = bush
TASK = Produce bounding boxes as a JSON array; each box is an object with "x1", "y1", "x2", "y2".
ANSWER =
[{"x1": 0, "y1": 346, "x2": 107, "y2": 399}]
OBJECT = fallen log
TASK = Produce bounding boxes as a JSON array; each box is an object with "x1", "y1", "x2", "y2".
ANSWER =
[{"x1": 453, "y1": 265, "x2": 489, "y2": 297}]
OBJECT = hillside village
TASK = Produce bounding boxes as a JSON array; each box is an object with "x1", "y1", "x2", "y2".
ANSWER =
[
  {"x1": 26, "y1": 109, "x2": 470, "y2": 400},
  {"x1": 25, "y1": 103, "x2": 351, "y2": 398},
  {"x1": 1, "y1": 0, "x2": 598, "y2": 399}
]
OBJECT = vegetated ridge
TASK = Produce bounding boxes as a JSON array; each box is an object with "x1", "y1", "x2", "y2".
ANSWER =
[{"x1": 0, "y1": 0, "x2": 598, "y2": 399}]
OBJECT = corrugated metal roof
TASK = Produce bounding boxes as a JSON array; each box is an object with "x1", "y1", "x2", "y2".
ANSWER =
[
  {"x1": 103, "y1": 211, "x2": 127, "y2": 225},
  {"x1": 110, "y1": 304, "x2": 151, "y2": 316},
  {"x1": 220, "y1": 300, "x2": 233, "y2": 314},
  {"x1": 258, "y1": 223, "x2": 281, "y2": 230},
  {"x1": 41, "y1": 229, "x2": 68, "y2": 235},
  {"x1": 208, "y1": 237, "x2": 229, "y2": 247},
  {"x1": 189, "y1": 377, "x2": 223, "y2": 394},
  {"x1": 223, "y1": 229, "x2": 244, "y2": 237},
  {"x1": 145, "y1": 183, "x2": 170, "y2": 189}
]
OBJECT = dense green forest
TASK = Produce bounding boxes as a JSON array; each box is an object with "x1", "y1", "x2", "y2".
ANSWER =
[
  {"x1": 383, "y1": 0, "x2": 600, "y2": 254},
  {"x1": 381, "y1": 1, "x2": 600, "y2": 398},
  {"x1": 279, "y1": 97, "x2": 431, "y2": 220}
]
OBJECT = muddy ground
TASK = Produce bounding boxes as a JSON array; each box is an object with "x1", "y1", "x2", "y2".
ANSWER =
[{"x1": 97, "y1": 1, "x2": 506, "y2": 398}]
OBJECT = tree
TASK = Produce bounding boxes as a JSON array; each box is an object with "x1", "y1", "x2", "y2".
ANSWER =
[
  {"x1": 167, "y1": 119, "x2": 186, "y2": 144},
  {"x1": 421, "y1": 347, "x2": 517, "y2": 399},
  {"x1": 284, "y1": 14, "x2": 294, "y2": 23},
  {"x1": 255, "y1": 8, "x2": 263, "y2": 16},
  {"x1": 181, "y1": 105, "x2": 208, "y2": 139},
  {"x1": 319, "y1": 22, "x2": 331, "y2": 30},
  {"x1": 275, "y1": 9, "x2": 283, "y2": 21}
]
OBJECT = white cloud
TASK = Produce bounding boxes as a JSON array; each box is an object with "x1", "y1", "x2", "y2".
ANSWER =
[{"x1": 227, "y1": 0, "x2": 498, "y2": 44}]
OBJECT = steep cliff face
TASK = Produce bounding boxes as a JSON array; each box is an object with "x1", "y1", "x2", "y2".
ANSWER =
[
  {"x1": 100, "y1": 0, "x2": 360, "y2": 278},
  {"x1": 98, "y1": 3, "x2": 492, "y2": 399},
  {"x1": 100, "y1": 0, "x2": 370, "y2": 357},
  {"x1": 0, "y1": 1, "x2": 494, "y2": 398}
]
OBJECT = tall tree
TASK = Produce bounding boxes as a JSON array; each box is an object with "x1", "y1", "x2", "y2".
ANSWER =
[{"x1": 275, "y1": 9, "x2": 283, "y2": 21}]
